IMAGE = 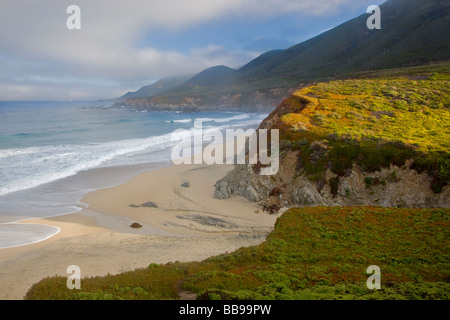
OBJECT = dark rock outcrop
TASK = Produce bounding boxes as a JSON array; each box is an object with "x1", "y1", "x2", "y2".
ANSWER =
[{"x1": 130, "y1": 222, "x2": 143, "y2": 229}]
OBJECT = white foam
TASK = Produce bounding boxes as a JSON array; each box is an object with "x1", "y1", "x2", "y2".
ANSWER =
[
  {"x1": 195, "y1": 113, "x2": 250, "y2": 123},
  {"x1": 170, "y1": 118, "x2": 193, "y2": 123},
  {"x1": 0, "y1": 113, "x2": 266, "y2": 197},
  {"x1": 0, "y1": 132, "x2": 184, "y2": 196},
  {"x1": 0, "y1": 221, "x2": 60, "y2": 249}
]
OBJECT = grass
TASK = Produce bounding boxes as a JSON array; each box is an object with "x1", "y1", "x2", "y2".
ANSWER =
[{"x1": 25, "y1": 207, "x2": 450, "y2": 300}]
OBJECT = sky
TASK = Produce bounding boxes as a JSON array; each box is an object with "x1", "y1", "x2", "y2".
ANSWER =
[{"x1": 0, "y1": 0, "x2": 386, "y2": 101}]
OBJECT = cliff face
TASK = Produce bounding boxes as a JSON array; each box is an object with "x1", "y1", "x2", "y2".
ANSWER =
[
  {"x1": 118, "y1": 87, "x2": 296, "y2": 113},
  {"x1": 214, "y1": 159, "x2": 450, "y2": 209},
  {"x1": 214, "y1": 64, "x2": 450, "y2": 210}
]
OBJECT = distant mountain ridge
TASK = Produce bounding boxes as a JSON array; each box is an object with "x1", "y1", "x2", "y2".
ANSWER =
[
  {"x1": 119, "y1": 75, "x2": 192, "y2": 100},
  {"x1": 238, "y1": 50, "x2": 284, "y2": 72},
  {"x1": 118, "y1": 0, "x2": 450, "y2": 112},
  {"x1": 184, "y1": 65, "x2": 235, "y2": 87}
]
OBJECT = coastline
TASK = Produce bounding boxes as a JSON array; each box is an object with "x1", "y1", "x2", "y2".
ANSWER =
[
  {"x1": 0, "y1": 161, "x2": 280, "y2": 300},
  {"x1": 0, "y1": 160, "x2": 172, "y2": 249}
]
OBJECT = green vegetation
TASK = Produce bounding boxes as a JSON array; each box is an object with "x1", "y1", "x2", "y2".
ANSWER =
[
  {"x1": 25, "y1": 207, "x2": 450, "y2": 300},
  {"x1": 274, "y1": 64, "x2": 450, "y2": 192}
]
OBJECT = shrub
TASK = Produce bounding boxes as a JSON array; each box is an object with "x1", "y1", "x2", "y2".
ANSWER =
[{"x1": 329, "y1": 177, "x2": 340, "y2": 197}]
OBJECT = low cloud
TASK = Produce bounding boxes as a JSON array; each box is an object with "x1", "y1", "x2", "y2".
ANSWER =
[{"x1": 0, "y1": 0, "x2": 381, "y2": 100}]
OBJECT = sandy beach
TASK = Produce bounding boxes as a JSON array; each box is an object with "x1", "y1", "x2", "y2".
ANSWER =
[{"x1": 0, "y1": 162, "x2": 280, "y2": 300}]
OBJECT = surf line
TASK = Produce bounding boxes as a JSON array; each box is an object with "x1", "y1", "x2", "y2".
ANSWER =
[
  {"x1": 171, "y1": 120, "x2": 280, "y2": 176},
  {"x1": 0, "y1": 218, "x2": 61, "y2": 250}
]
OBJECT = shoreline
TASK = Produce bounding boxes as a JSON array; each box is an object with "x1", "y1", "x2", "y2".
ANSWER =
[
  {"x1": 0, "y1": 221, "x2": 60, "y2": 250},
  {"x1": 0, "y1": 160, "x2": 172, "y2": 248},
  {"x1": 0, "y1": 161, "x2": 280, "y2": 300}
]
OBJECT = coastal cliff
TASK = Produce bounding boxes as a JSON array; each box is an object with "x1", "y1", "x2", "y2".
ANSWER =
[
  {"x1": 214, "y1": 64, "x2": 450, "y2": 209},
  {"x1": 117, "y1": 86, "x2": 295, "y2": 113},
  {"x1": 214, "y1": 161, "x2": 449, "y2": 209}
]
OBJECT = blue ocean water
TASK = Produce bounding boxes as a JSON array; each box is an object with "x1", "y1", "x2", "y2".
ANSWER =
[{"x1": 0, "y1": 100, "x2": 266, "y2": 248}]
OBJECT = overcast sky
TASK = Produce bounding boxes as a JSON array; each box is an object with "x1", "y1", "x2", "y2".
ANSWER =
[{"x1": 0, "y1": 0, "x2": 385, "y2": 101}]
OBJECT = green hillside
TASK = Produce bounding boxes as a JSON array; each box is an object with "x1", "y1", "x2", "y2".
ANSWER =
[
  {"x1": 239, "y1": 50, "x2": 284, "y2": 72},
  {"x1": 262, "y1": 62, "x2": 450, "y2": 194},
  {"x1": 25, "y1": 207, "x2": 450, "y2": 300},
  {"x1": 123, "y1": 0, "x2": 450, "y2": 108},
  {"x1": 163, "y1": 65, "x2": 237, "y2": 97},
  {"x1": 119, "y1": 75, "x2": 192, "y2": 100},
  {"x1": 239, "y1": 0, "x2": 450, "y2": 84},
  {"x1": 184, "y1": 65, "x2": 235, "y2": 87}
]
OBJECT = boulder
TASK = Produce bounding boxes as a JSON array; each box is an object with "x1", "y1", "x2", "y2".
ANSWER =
[
  {"x1": 130, "y1": 222, "x2": 142, "y2": 229},
  {"x1": 245, "y1": 185, "x2": 260, "y2": 202},
  {"x1": 141, "y1": 201, "x2": 158, "y2": 208},
  {"x1": 214, "y1": 180, "x2": 231, "y2": 199}
]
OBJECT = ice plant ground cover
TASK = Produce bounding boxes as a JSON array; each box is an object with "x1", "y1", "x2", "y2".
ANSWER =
[{"x1": 25, "y1": 206, "x2": 449, "y2": 300}]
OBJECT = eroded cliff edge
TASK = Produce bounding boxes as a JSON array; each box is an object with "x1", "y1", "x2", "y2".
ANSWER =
[{"x1": 214, "y1": 68, "x2": 450, "y2": 209}]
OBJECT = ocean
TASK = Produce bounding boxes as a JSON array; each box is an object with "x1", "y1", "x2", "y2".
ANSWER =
[{"x1": 0, "y1": 100, "x2": 267, "y2": 248}]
